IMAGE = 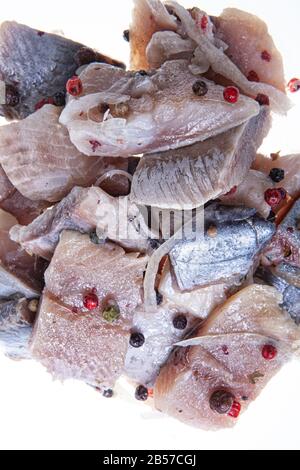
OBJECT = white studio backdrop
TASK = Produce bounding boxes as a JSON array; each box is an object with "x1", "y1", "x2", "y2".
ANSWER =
[{"x1": 0, "y1": 0, "x2": 300, "y2": 450}]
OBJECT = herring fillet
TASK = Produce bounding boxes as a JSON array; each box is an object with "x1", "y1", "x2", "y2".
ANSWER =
[
  {"x1": 131, "y1": 108, "x2": 270, "y2": 209},
  {"x1": 0, "y1": 105, "x2": 129, "y2": 203},
  {"x1": 154, "y1": 285, "x2": 300, "y2": 430},
  {"x1": 0, "y1": 21, "x2": 124, "y2": 120},
  {"x1": 31, "y1": 231, "x2": 148, "y2": 388},
  {"x1": 10, "y1": 186, "x2": 154, "y2": 260},
  {"x1": 60, "y1": 59, "x2": 259, "y2": 158}
]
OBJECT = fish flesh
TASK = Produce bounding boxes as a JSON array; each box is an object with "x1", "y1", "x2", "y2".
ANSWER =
[
  {"x1": 125, "y1": 303, "x2": 199, "y2": 387},
  {"x1": 158, "y1": 261, "x2": 229, "y2": 319},
  {"x1": 146, "y1": 31, "x2": 195, "y2": 69},
  {"x1": 0, "y1": 298, "x2": 36, "y2": 360},
  {"x1": 213, "y1": 8, "x2": 286, "y2": 92},
  {"x1": 10, "y1": 186, "x2": 155, "y2": 260},
  {"x1": 253, "y1": 154, "x2": 300, "y2": 199},
  {"x1": 169, "y1": 207, "x2": 275, "y2": 290},
  {"x1": 255, "y1": 266, "x2": 300, "y2": 324},
  {"x1": 31, "y1": 231, "x2": 148, "y2": 388},
  {"x1": 220, "y1": 169, "x2": 273, "y2": 219},
  {"x1": 154, "y1": 285, "x2": 300, "y2": 430},
  {"x1": 0, "y1": 209, "x2": 45, "y2": 298},
  {"x1": 130, "y1": 0, "x2": 177, "y2": 70},
  {"x1": 131, "y1": 108, "x2": 271, "y2": 209},
  {"x1": 0, "y1": 21, "x2": 124, "y2": 120},
  {"x1": 60, "y1": 59, "x2": 259, "y2": 158},
  {"x1": 71, "y1": 63, "x2": 126, "y2": 98},
  {"x1": 0, "y1": 105, "x2": 129, "y2": 203}
]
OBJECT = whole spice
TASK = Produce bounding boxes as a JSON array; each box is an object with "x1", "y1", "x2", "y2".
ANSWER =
[
  {"x1": 5, "y1": 84, "x2": 20, "y2": 107},
  {"x1": 287, "y1": 78, "x2": 300, "y2": 93},
  {"x1": 89, "y1": 230, "x2": 105, "y2": 245},
  {"x1": 228, "y1": 401, "x2": 241, "y2": 419},
  {"x1": 223, "y1": 86, "x2": 239, "y2": 104},
  {"x1": 130, "y1": 332, "x2": 145, "y2": 348},
  {"x1": 262, "y1": 344, "x2": 277, "y2": 360},
  {"x1": 123, "y1": 29, "x2": 130, "y2": 42},
  {"x1": 192, "y1": 80, "x2": 208, "y2": 97},
  {"x1": 200, "y1": 15, "x2": 208, "y2": 31},
  {"x1": 103, "y1": 389, "x2": 114, "y2": 398},
  {"x1": 173, "y1": 314, "x2": 188, "y2": 330},
  {"x1": 66, "y1": 76, "x2": 83, "y2": 96},
  {"x1": 135, "y1": 385, "x2": 148, "y2": 401},
  {"x1": 209, "y1": 390, "x2": 234, "y2": 414},
  {"x1": 103, "y1": 302, "x2": 120, "y2": 323},
  {"x1": 269, "y1": 168, "x2": 285, "y2": 183},
  {"x1": 53, "y1": 92, "x2": 66, "y2": 107},
  {"x1": 264, "y1": 188, "x2": 286, "y2": 207},
  {"x1": 83, "y1": 292, "x2": 99, "y2": 311},
  {"x1": 28, "y1": 299, "x2": 39, "y2": 313}
]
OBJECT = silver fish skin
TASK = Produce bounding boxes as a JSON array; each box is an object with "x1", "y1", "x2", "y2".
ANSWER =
[
  {"x1": 0, "y1": 298, "x2": 36, "y2": 360},
  {"x1": 0, "y1": 22, "x2": 124, "y2": 120},
  {"x1": 255, "y1": 266, "x2": 300, "y2": 324},
  {"x1": 169, "y1": 207, "x2": 276, "y2": 290}
]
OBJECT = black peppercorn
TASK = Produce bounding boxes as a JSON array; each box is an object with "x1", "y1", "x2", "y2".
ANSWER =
[
  {"x1": 123, "y1": 29, "x2": 130, "y2": 42},
  {"x1": 209, "y1": 390, "x2": 234, "y2": 414},
  {"x1": 135, "y1": 385, "x2": 148, "y2": 401},
  {"x1": 137, "y1": 70, "x2": 148, "y2": 76},
  {"x1": 192, "y1": 80, "x2": 208, "y2": 97},
  {"x1": 103, "y1": 389, "x2": 114, "y2": 398},
  {"x1": 53, "y1": 92, "x2": 66, "y2": 107},
  {"x1": 269, "y1": 168, "x2": 285, "y2": 183},
  {"x1": 130, "y1": 332, "x2": 145, "y2": 348},
  {"x1": 173, "y1": 314, "x2": 187, "y2": 330},
  {"x1": 5, "y1": 84, "x2": 20, "y2": 107},
  {"x1": 89, "y1": 230, "x2": 105, "y2": 245},
  {"x1": 149, "y1": 239, "x2": 161, "y2": 250}
]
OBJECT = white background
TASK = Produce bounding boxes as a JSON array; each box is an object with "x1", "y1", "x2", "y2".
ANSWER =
[{"x1": 0, "y1": 0, "x2": 300, "y2": 450}]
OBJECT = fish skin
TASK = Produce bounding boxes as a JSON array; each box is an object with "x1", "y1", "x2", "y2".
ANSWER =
[
  {"x1": 60, "y1": 59, "x2": 259, "y2": 158},
  {"x1": 0, "y1": 298, "x2": 35, "y2": 360},
  {"x1": 0, "y1": 209, "x2": 45, "y2": 298},
  {"x1": 10, "y1": 186, "x2": 154, "y2": 261},
  {"x1": 31, "y1": 231, "x2": 148, "y2": 387},
  {"x1": 0, "y1": 21, "x2": 124, "y2": 120},
  {"x1": 154, "y1": 285, "x2": 300, "y2": 430},
  {"x1": 0, "y1": 105, "x2": 129, "y2": 203},
  {"x1": 131, "y1": 108, "x2": 270, "y2": 209},
  {"x1": 169, "y1": 207, "x2": 275, "y2": 290},
  {"x1": 255, "y1": 266, "x2": 300, "y2": 324},
  {"x1": 214, "y1": 8, "x2": 286, "y2": 92}
]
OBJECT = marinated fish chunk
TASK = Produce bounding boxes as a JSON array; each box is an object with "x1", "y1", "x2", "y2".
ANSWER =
[
  {"x1": 10, "y1": 186, "x2": 154, "y2": 260},
  {"x1": 60, "y1": 59, "x2": 259, "y2": 158},
  {"x1": 31, "y1": 231, "x2": 148, "y2": 387},
  {"x1": 131, "y1": 108, "x2": 270, "y2": 209},
  {"x1": 0, "y1": 209, "x2": 45, "y2": 298},
  {"x1": 0, "y1": 298, "x2": 36, "y2": 360},
  {"x1": 0, "y1": 21, "x2": 124, "y2": 120},
  {"x1": 155, "y1": 285, "x2": 300, "y2": 430},
  {"x1": 0, "y1": 105, "x2": 129, "y2": 203},
  {"x1": 169, "y1": 209, "x2": 275, "y2": 290}
]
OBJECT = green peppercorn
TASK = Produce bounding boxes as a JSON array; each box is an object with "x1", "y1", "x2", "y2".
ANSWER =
[{"x1": 103, "y1": 303, "x2": 120, "y2": 323}]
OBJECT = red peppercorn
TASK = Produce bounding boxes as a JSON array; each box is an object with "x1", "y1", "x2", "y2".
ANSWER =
[
  {"x1": 66, "y1": 76, "x2": 83, "y2": 96},
  {"x1": 83, "y1": 292, "x2": 99, "y2": 311},
  {"x1": 247, "y1": 70, "x2": 260, "y2": 82},
  {"x1": 228, "y1": 401, "x2": 241, "y2": 419},
  {"x1": 261, "y1": 50, "x2": 271, "y2": 62},
  {"x1": 262, "y1": 344, "x2": 277, "y2": 360},
  {"x1": 222, "y1": 345, "x2": 229, "y2": 356},
  {"x1": 200, "y1": 15, "x2": 208, "y2": 31},
  {"x1": 256, "y1": 94, "x2": 270, "y2": 106},
  {"x1": 287, "y1": 78, "x2": 300, "y2": 93},
  {"x1": 223, "y1": 86, "x2": 240, "y2": 104},
  {"x1": 264, "y1": 188, "x2": 286, "y2": 207}
]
